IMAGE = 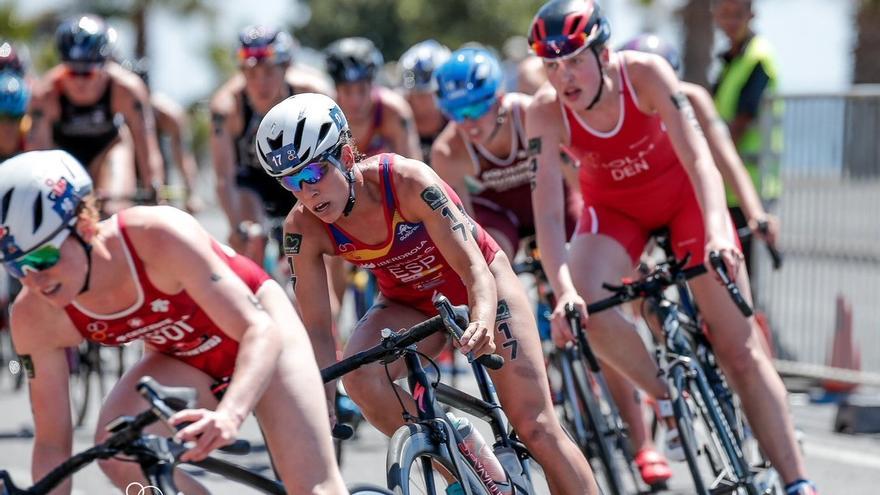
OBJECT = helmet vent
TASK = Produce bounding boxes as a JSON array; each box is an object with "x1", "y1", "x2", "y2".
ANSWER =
[
  {"x1": 267, "y1": 128, "x2": 284, "y2": 153},
  {"x1": 317, "y1": 121, "x2": 332, "y2": 143},
  {"x1": 293, "y1": 118, "x2": 306, "y2": 152},
  {"x1": 32, "y1": 193, "x2": 43, "y2": 233},
  {"x1": 0, "y1": 188, "x2": 11, "y2": 224}
]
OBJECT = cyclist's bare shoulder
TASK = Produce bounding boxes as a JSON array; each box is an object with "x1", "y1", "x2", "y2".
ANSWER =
[
  {"x1": 106, "y1": 62, "x2": 150, "y2": 101},
  {"x1": 430, "y1": 122, "x2": 468, "y2": 168},
  {"x1": 679, "y1": 81, "x2": 713, "y2": 111},
  {"x1": 504, "y1": 91, "x2": 535, "y2": 111},
  {"x1": 120, "y1": 206, "x2": 212, "y2": 264},
  {"x1": 10, "y1": 288, "x2": 81, "y2": 354},
  {"x1": 528, "y1": 83, "x2": 562, "y2": 118},
  {"x1": 384, "y1": 155, "x2": 440, "y2": 199},
  {"x1": 620, "y1": 51, "x2": 679, "y2": 112},
  {"x1": 526, "y1": 83, "x2": 565, "y2": 138},
  {"x1": 210, "y1": 75, "x2": 245, "y2": 114},
  {"x1": 375, "y1": 86, "x2": 414, "y2": 121}
]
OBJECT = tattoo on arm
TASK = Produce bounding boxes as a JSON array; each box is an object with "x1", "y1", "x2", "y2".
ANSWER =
[
  {"x1": 287, "y1": 257, "x2": 297, "y2": 290},
  {"x1": 134, "y1": 100, "x2": 144, "y2": 114},
  {"x1": 19, "y1": 354, "x2": 35, "y2": 379},
  {"x1": 30, "y1": 109, "x2": 44, "y2": 121},
  {"x1": 211, "y1": 112, "x2": 226, "y2": 136},
  {"x1": 529, "y1": 157, "x2": 538, "y2": 190},
  {"x1": 441, "y1": 206, "x2": 468, "y2": 241},
  {"x1": 210, "y1": 273, "x2": 223, "y2": 282},
  {"x1": 527, "y1": 137, "x2": 542, "y2": 156},
  {"x1": 247, "y1": 294, "x2": 265, "y2": 311},
  {"x1": 420, "y1": 185, "x2": 449, "y2": 210},
  {"x1": 283, "y1": 233, "x2": 302, "y2": 255},
  {"x1": 670, "y1": 91, "x2": 704, "y2": 137}
]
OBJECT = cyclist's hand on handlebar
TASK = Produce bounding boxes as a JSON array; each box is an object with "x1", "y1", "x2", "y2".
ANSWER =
[
  {"x1": 749, "y1": 214, "x2": 780, "y2": 248},
  {"x1": 170, "y1": 408, "x2": 241, "y2": 462},
  {"x1": 704, "y1": 237, "x2": 743, "y2": 282},
  {"x1": 550, "y1": 292, "x2": 586, "y2": 348},
  {"x1": 458, "y1": 319, "x2": 495, "y2": 356}
]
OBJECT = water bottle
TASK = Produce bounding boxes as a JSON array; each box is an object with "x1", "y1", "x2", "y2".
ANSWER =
[
  {"x1": 536, "y1": 300, "x2": 552, "y2": 342},
  {"x1": 447, "y1": 414, "x2": 512, "y2": 494}
]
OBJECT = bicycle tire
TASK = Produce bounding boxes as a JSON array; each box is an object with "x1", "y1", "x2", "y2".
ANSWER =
[
  {"x1": 669, "y1": 365, "x2": 709, "y2": 495},
  {"x1": 349, "y1": 485, "x2": 396, "y2": 494},
  {"x1": 568, "y1": 353, "x2": 629, "y2": 495},
  {"x1": 387, "y1": 422, "x2": 489, "y2": 495},
  {"x1": 67, "y1": 346, "x2": 92, "y2": 428}
]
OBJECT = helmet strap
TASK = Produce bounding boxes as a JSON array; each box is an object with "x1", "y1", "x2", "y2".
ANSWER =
[
  {"x1": 342, "y1": 169, "x2": 356, "y2": 217},
  {"x1": 585, "y1": 48, "x2": 605, "y2": 111},
  {"x1": 486, "y1": 105, "x2": 506, "y2": 143},
  {"x1": 69, "y1": 227, "x2": 93, "y2": 295}
]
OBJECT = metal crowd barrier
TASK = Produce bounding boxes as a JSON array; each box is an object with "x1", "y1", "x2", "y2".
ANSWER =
[{"x1": 754, "y1": 87, "x2": 880, "y2": 380}]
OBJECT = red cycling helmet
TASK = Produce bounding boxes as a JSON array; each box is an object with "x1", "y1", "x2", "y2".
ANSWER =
[{"x1": 528, "y1": 0, "x2": 611, "y2": 109}]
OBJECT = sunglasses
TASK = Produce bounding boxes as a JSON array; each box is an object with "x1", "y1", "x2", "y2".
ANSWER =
[
  {"x1": 64, "y1": 62, "x2": 102, "y2": 78},
  {"x1": 445, "y1": 99, "x2": 494, "y2": 123},
  {"x1": 0, "y1": 112, "x2": 24, "y2": 122},
  {"x1": 238, "y1": 46, "x2": 280, "y2": 67},
  {"x1": 277, "y1": 162, "x2": 333, "y2": 193},
  {"x1": 3, "y1": 229, "x2": 70, "y2": 279},
  {"x1": 531, "y1": 32, "x2": 591, "y2": 60}
]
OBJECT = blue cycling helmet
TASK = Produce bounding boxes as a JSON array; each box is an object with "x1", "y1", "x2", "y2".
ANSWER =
[
  {"x1": 621, "y1": 34, "x2": 681, "y2": 74},
  {"x1": 433, "y1": 47, "x2": 503, "y2": 122},
  {"x1": 55, "y1": 14, "x2": 115, "y2": 66},
  {"x1": 0, "y1": 72, "x2": 29, "y2": 117}
]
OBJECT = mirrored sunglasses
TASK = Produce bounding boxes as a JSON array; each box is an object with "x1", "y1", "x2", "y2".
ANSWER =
[
  {"x1": 531, "y1": 32, "x2": 589, "y2": 59},
  {"x1": 446, "y1": 99, "x2": 494, "y2": 123},
  {"x1": 3, "y1": 228, "x2": 70, "y2": 279},
  {"x1": 277, "y1": 162, "x2": 331, "y2": 193}
]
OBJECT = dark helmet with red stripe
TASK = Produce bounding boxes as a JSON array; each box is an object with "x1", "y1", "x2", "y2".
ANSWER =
[{"x1": 528, "y1": 0, "x2": 611, "y2": 60}]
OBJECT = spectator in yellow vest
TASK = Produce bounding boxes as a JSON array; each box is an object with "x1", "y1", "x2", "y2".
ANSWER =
[{"x1": 712, "y1": 0, "x2": 781, "y2": 274}]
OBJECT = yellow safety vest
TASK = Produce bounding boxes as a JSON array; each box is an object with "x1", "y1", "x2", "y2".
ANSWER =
[{"x1": 713, "y1": 35, "x2": 782, "y2": 206}]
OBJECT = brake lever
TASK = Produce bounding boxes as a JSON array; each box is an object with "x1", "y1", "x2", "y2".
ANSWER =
[{"x1": 433, "y1": 294, "x2": 504, "y2": 370}]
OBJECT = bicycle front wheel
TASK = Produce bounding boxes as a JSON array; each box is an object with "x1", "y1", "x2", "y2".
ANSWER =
[
  {"x1": 349, "y1": 485, "x2": 396, "y2": 494},
  {"x1": 387, "y1": 422, "x2": 490, "y2": 495}
]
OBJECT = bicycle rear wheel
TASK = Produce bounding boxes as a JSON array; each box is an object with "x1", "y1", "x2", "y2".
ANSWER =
[{"x1": 387, "y1": 422, "x2": 490, "y2": 495}]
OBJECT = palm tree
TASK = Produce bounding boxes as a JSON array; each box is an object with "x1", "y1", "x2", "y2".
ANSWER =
[
  {"x1": 853, "y1": 0, "x2": 880, "y2": 83},
  {"x1": 678, "y1": 0, "x2": 713, "y2": 88}
]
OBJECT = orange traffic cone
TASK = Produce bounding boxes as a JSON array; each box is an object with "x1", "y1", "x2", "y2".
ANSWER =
[{"x1": 822, "y1": 294, "x2": 861, "y2": 394}]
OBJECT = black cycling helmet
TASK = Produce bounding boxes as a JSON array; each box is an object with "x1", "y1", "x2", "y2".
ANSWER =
[
  {"x1": 620, "y1": 34, "x2": 682, "y2": 74},
  {"x1": 528, "y1": 0, "x2": 611, "y2": 109},
  {"x1": 237, "y1": 25, "x2": 295, "y2": 67},
  {"x1": 55, "y1": 14, "x2": 115, "y2": 66},
  {"x1": 324, "y1": 37, "x2": 383, "y2": 84},
  {"x1": 0, "y1": 42, "x2": 26, "y2": 75}
]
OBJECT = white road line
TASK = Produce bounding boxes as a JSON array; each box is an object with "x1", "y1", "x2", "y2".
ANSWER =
[{"x1": 805, "y1": 442, "x2": 880, "y2": 470}]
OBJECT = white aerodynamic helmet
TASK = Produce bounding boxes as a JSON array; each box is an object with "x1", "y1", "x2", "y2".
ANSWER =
[
  {"x1": 0, "y1": 150, "x2": 93, "y2": 262},
  {"x1": 255, "y1": 93, "x2": 350, "y2": 178}
]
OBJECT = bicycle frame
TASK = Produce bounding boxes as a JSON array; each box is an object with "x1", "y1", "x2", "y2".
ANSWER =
[{"x1": 0, "y1": 378, "x2": 283, "y2": 495}]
